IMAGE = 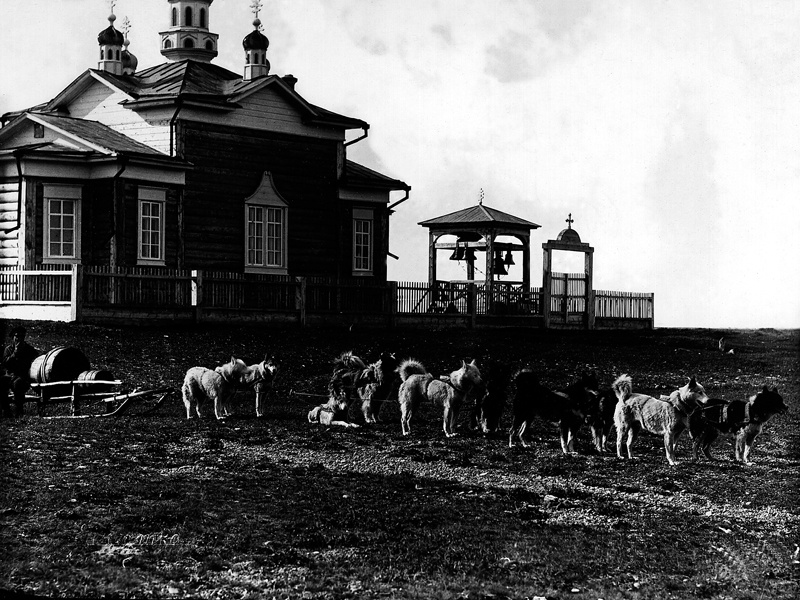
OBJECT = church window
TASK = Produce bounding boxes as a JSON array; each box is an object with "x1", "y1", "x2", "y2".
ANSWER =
[
  {"x1": 200, "y1": 8, "x2": 207, "y2": 28},
  {"x1": 164, "y1": 39, "x2": 172, "y2": 49},
  {"x1": 138, "y1": 187, "x2": 166, "y2": 265},
  {"x1": 205, "y1": 40, "x2": 214, "y2": 50},
  {"x1": 352, "y1": 208, "x2": 373, "y2": 274},
  {"x1": 172, "y1": 7, "x2": 177, "y2": 26},
  {"x1": 100, "y1": 49, "x2": 104, "y2": 59},
  {"x1": 184, "y1": 38, "x2": 194, "y2": 48},
  {"x1": 185, "y1": 7, "x2": 193, "y2": 27},
  {"x1": 246, "y1": 206, "x2": 286, "y2": 271},
  {"x1": 43, "y1": 184, "x2": 81, "y2": 263}
]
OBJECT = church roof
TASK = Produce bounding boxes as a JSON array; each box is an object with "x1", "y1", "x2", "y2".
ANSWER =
[
  {"x1": 418, "y1": 204, "x2": 540, "y2": 229},
  {"x1": 0, "y1": 113, "x2": 187, "y2": 167},
  {"x1": 30, "y1": 114, "x2": 171, "y2": 157},
  {"x1": 343, "y1": 160, "x2": 410, "y2": 191},
  {"x1": 38, "y1": 62, "x2": 367, "y2": 130}
]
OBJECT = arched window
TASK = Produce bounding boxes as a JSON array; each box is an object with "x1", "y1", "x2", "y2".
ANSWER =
[
  {"x1": 205, "y1": 40, "x2": 214, "y2": 51},
  {"x1": 246, "y1": 54, "x2": 250, "y2": 65},
  {"x1": 116, "y1": 49, "x2": 121, "y2": 60},
  {"x1": 164, "y1": 39, "x2": 172, "y2": 49},
  {"x1": 200, "y1": 8, "x2": 206, "y2": 28},
  {"x1": 185, "y1": 7, "x2": 193, "y2": 27},
  {"x1": 100, "y1": 48, "x2": 104, "y2": 59},
  {"x1": 172, "y1": 7, "x2": 177, "y2": 26},
  {"x1": 184, "y1": 38, "x2": 194, "y2": 48}
]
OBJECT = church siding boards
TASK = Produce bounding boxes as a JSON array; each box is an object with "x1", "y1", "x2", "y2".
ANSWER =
[{"x1": 179, "y1": 120, "x2": 341, "y2": 274}]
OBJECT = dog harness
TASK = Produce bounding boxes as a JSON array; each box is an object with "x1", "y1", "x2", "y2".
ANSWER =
[{"x1": 704, "y1": 400, "x2": 751, "y2": 428}]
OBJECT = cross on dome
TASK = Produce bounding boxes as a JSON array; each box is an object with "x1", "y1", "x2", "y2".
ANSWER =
[
  {"x1": 566, "y1": 213, "x2": 574, "y2": 229},
  {"x1": 250, "y1": 0, "x2": 263, "y2": 29},
  {"x1": 479, "y1": 188, "x2": 484, "y2": 205}
]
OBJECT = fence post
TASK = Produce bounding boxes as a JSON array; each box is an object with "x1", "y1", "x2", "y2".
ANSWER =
[
  {"x1": 469, "y1": 283, "x2": 477, "y2": 329},
  {"x1": 70, "y1": 264, "x2": 83, "y2": 322},
  {"x1": 192, "y1": 269, "x2": 203, "y2": 323},
  {"x1": 296, "y1": 277, "x2": 306, "y2": 326},
  {"x1": 388, "y1": 281, "x2": 397, "y2": 328}
]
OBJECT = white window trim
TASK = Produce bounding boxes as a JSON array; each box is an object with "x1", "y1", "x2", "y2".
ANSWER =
[
  {"x1": 43, "y1": 184, "x2": 82, "y2": 265},
  {"x1": 137, "y1": 187, "x2": 167, "y2": 266},
  {"x1": 352, "y1": 207, "x2": 373, "y2": 276}
]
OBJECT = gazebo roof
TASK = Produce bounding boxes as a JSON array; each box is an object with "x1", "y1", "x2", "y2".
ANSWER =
[{"x1": 418, "y1": 203, "x2": 540, "y2": 230}]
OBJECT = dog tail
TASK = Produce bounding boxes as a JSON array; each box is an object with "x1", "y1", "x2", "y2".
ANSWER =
[
  {"x1": 612, "y1": 374, "x2": 633, "y2": 402},
  {"x1": 398, "y1": 358, "x2": 427, "y2": 382}
]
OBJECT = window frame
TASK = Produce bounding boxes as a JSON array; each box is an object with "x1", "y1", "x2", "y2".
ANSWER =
[
  {"x1": 352, "y1": 208, "x2": 374, "y2": 275},
  {"x1": 43, "y1": 184, "x2": 81, "y2": 265},
  {"x1": 137, "y1": 187, "x2": 167, "y2": 266},
  {"x1": 245, "y1": 203, "x2": 288, "y2": 275}
]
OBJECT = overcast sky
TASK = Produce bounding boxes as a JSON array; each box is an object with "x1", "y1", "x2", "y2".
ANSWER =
[{"x1": 1, "y1": 0, "x2": 798, "y2": 328}]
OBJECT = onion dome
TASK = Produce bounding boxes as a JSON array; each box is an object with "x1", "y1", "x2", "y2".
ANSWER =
[
  {"x1": 98, "y1": 14, "x2": 124, "y2": 46},
  {"x1": 243, "y1": 18, "x2": 269, "y2": 50},
  {"x1": 122, "y1": 46, "x2": 138, "y2": 74}
]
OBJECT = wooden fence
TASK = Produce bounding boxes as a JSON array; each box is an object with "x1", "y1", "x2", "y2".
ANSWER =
[
  {"x1": 594, "y1": 290, "x2": 654, "y2": 319},
  {"x1": 0, "y1": 265, "x2": 653, "y2": 328}
]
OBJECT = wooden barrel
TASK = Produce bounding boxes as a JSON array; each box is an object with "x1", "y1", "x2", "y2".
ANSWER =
[
  {"x1": 76, "y1": 369, "x2": 116, "y2": 394},
  {"x1": 28, "y1": 347, "x2": 91, "y2": 396}
]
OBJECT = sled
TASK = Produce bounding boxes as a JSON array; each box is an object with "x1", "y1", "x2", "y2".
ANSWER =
[{"x1": 23, "y1": 378, "x2": 174, "y2": 418}]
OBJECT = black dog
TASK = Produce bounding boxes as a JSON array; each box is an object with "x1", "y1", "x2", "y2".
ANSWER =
[
  {"x1": 508, "y1": 370, "x2": 598, "y2": 454},
  {"x1": 689, "y1": 386, "x2": 787, "y2": 464},
  {"x1": 585, "y1": 384, "x2": 617, "y2": 453},
  {"x1": 469, "y1": 359, "x2": 511, "y2": 435}
]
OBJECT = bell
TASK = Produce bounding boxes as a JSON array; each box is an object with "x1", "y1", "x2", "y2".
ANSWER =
[
  {"x1": 493, "y1": 253, "x2": 508, "y2": 276},
  {"x1": 464, "y1": 247, "x2": 476, "y2": 263},
  {"x1": 449, "y1": 244, "x2": 465, "y2": 261},
  {"x1": 504, "y1": 250, "x2": 515, "y2": 266}
]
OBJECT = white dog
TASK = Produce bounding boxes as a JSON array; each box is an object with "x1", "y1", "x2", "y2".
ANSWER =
[
  {"x1": 612, "y1": 374, "x2": 687, "y2": 465},
  {"x1": 182, "y1": 357, "x2": 256, "y2": 420},
  {"x1": 397, "y1": 358, "x2": 483, "y2": 437}
]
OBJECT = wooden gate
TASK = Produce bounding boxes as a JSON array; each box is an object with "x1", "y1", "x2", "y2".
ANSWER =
[{"x1": 548, "y1": 272, "x2": 587, "y2": 326}]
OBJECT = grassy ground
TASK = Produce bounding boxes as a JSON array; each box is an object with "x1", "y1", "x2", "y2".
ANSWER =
[{"x1": 0, "y1": 323, "x2": 797, "y2": 599}]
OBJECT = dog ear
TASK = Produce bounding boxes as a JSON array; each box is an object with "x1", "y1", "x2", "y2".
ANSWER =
[
  {"x1": 470, "y1": 359, "x2": 478, "y2": 366},
  {"x1": 689, "y1": 376, "x2": 697, "y2": 385}
]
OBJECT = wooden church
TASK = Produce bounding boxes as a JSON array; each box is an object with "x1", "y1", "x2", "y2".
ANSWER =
[{"x1": 0, "y1": 0, "x2": 410, "y2": 282}]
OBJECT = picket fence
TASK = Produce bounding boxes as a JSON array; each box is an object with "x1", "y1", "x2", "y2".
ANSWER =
[{"x1": 0, "y1": 265, "x2": 653, "y2": 328}]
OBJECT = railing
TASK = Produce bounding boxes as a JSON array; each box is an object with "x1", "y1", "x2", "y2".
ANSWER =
[
  {"x1": 83, "y1": 266, "x2": 192, "y2": 307},
  {"x1": 395, "y1": 280, "x2": 542, "y2": 316},
  {"x1": 0, "y1": 265, "x2": 652, "y2": 327},
  {"x1": 0, "y1": 265, "x2": 72, "y2": 303}
]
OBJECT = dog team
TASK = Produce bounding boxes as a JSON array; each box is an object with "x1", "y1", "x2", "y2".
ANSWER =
[{"x1": 182, "y1": 350, "x2": 787, "y2": 466}]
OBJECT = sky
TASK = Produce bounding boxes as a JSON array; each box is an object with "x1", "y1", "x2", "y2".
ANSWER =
[{"x1": 1, "y1": 0, "x2": 799, "y2": 328}]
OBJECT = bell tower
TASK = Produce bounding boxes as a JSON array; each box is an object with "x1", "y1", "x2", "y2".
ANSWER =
[{"x1": 160, "y1": 0, "x2": 219, "y2": 62}]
